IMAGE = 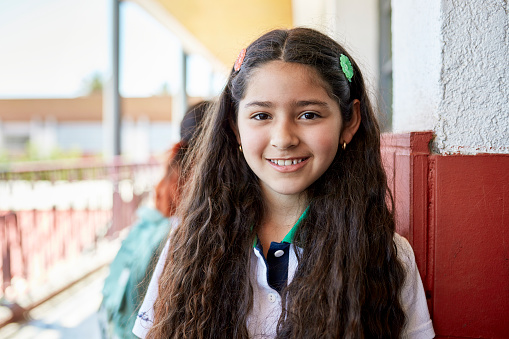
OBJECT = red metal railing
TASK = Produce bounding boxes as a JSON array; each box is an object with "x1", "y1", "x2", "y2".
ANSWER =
[{"x1": 0, "y1": 157, "x2": 162, "y2": 302}]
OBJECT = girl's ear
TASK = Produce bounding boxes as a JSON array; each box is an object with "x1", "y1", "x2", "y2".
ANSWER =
[{"x1": 340, "y1": 99, "x2": 361, "y2": 144}]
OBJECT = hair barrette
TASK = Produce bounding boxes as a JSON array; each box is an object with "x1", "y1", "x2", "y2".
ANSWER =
[
  {"x1": 339, "y1": 54, "x2": 354, "y2": 82},
  {"x1": 234, "y1": 48, "x2": 247, "y2": 72}
]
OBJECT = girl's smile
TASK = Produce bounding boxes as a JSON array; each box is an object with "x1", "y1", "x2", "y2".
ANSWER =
[
  {"x1": 266, "y1": 157, "x2": 309, "y2": 172},
  {"x1": 236, "y1": 60, "x2": 344, "y2": 200}
]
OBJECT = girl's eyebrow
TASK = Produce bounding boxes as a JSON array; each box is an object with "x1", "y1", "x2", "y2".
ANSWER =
[
  {"x1": 243, "y1": 100, "x2": 329, "y2": 108},
  {"x1": 294, "y1": 100, "x2": 329, "y2": 108},
  {"x1": 244, "y1": 101, "x2": 273, "y2": 108}
]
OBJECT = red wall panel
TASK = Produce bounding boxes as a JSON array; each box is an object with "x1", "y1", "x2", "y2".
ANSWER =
[
  {"x1": 381, "y1": 132, "x2": 432, "y2": 282},
  {"x1": 382, "y1": 132, "x2": 509, "y2": 338},
  {"x1": 431, "y1": 155, "x2": 509, "y2": 338}
]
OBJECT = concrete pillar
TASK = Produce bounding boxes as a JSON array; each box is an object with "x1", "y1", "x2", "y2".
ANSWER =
[
  {"x1": 103, "y1": 0, "x2": 122, "y2": 158},
  {"x1": 171, "y1": 48, "x2": 187, "y2": 143},
  {"x1": 392, "y1": 0, "x2": 509, "y2": 154}
]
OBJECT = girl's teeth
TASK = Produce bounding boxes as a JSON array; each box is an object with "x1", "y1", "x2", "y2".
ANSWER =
[{"x1": 271, "y1": 159, "x2": 304, "y2": 166}]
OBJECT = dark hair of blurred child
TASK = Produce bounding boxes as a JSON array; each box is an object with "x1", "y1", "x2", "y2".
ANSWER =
[{"x1": 155, "y1": 100, "x2": 208, "y2": 217}]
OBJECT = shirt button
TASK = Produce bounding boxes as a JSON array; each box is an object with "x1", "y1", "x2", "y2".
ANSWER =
[
  {"x1": 274, "y1": 250, "x2": 284, "y2": 258},
  {"x1": 268, "y1": 293, "x2": 277, "y2": 303}
]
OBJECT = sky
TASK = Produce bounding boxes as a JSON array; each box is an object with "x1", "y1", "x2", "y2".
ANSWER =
[{"x1": 0, "y1": 0, "x2": 218, "y2": 99}]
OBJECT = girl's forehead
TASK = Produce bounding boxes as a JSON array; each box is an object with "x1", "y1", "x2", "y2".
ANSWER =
[
  {"x1": 250, "y1": 61, "x2": 323, "y2": 81},
  {"x1": 241, "y1": 61, "x2": 334, "y2": 102}
]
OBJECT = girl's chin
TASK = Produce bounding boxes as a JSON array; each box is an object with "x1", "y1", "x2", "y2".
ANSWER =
[{"x1": 262, "y1": 185, "x2": 310, "y2": 199}]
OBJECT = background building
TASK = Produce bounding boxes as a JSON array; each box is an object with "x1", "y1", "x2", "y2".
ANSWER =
[{"x1": 0, "y1": 95, "x2": 202, "y2": 161}]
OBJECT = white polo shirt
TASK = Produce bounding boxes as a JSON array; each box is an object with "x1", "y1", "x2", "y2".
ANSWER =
[{"x1": 133, "y1": 233, "x2": 434, "y2": 339}]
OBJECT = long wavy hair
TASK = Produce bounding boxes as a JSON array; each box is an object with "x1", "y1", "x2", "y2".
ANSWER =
[{"x1": 148, "y1": 28, "x2": 406, "y2": 338}]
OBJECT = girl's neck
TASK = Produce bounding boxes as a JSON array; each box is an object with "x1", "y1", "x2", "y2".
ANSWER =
[{"x1": 258, "y1": 189, "x2": 307, "y2": 255}]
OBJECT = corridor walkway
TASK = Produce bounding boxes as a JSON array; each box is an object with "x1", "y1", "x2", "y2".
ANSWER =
[{"x1": 0, "y1": 266, "x2": 107, "y2": 339}]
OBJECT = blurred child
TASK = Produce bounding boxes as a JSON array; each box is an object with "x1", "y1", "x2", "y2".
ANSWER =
[{"x1": 100, "y1": 101, "x2": 208, "y2": 339}]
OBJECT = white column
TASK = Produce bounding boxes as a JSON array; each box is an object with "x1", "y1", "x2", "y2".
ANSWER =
[
  {"x1": 392, "y1": 0, "x2": 509, "y2": 154},
  {"x1": 170, "y1": 47, "x2": 187, "y2": 143},
  {"x1": 103, "y1": 0, "x2": 121, "y2": 159}
]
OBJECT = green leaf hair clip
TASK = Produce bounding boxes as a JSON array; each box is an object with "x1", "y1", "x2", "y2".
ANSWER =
[{"x1": 339, "y1": 54, "x2": 354, "y2": 83}]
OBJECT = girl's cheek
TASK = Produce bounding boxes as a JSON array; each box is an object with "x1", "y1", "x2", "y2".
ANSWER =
[
  {"x1": 240, "y1": 126, "x2": 267, "y2": 146},
  {"x1": 315, "y1": 133, "x2": 340, "y2": 150}
]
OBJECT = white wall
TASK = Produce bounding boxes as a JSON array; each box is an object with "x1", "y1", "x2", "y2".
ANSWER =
[
  {"x1": 392, "y1": 0, "x2": 442, "y2": 133},
  {"x1": 392, "y1": 0, "x2": 509, "y2": 154},
  {"x1": 292, "y1": 0, "x2": 380, "y2": 91},
  {"x1": 292, "y1": 0, "x2": 337, "y2": 36},
  {"x1": 333, "y1": 0, "x2": 380, "y2": 91}
]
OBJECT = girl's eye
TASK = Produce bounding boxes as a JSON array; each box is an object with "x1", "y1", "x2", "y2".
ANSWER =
[
  {"x1": 300, "y1": 111, "x2": 320, "y2": 120},
  {"x1": 252, "y1": 112, "x2": 270, "y2": 120}
]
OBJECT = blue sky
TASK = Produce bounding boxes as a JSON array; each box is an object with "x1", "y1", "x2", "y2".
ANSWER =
[{"x1": 0, "y1": 0, "x2": 216, "y2": 99}]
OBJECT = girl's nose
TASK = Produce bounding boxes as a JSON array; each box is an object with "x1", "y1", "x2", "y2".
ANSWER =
[{"x1": 270, "y1": 120, "x2": 299, "y2": 150}]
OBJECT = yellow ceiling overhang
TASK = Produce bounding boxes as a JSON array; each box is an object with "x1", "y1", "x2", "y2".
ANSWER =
[{"x1": 152, "y1": 0, "x2": 293, "y2": 68}]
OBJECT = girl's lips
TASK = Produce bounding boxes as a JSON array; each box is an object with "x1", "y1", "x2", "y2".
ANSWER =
[{"x1": 266, "y1": 157, "x2": 309, "y2": 172}]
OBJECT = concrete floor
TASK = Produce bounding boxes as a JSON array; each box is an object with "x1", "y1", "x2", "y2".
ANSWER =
[{"x1": 0, "y1": 267, "x2": 108, "y2": 339}]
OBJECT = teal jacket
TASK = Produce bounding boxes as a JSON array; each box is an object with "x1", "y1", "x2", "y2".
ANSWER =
[{"x1": 101, "y1": 207, "x2": 171, "y2": 339}]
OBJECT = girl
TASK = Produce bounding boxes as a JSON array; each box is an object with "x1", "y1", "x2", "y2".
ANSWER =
[{"x1": 133, "y1": 28, "x2": 434, "y2": 338}]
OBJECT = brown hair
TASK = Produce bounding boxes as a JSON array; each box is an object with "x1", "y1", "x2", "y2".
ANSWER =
[{"x1": 148, "y1": 28, "x2": 406, "y2": 338}]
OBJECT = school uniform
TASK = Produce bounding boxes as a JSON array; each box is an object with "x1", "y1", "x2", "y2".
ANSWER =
[{"x1": 132, "y1": 211, "x2": 435, "y2": 339}]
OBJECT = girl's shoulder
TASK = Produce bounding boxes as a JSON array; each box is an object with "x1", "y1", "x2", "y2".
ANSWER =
[
  {"x1": 393, "y1": 233, "x2": 436, "y2": 338},
  {"x1": 393, "y1": 232, "x2": 417, "y2": 270},
  {"x1": 132, "y1": 238, "x2": 171, "y2": 338}
]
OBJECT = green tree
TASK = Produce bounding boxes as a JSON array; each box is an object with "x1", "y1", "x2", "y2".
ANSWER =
[{"x1": 81, "y1": 72, "x2": 104, "y2": 95}]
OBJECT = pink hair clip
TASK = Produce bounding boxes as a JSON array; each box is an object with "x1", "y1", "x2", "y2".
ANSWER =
[{"x1": 234, "y1": 48, "x2": 247, "y2": 72}]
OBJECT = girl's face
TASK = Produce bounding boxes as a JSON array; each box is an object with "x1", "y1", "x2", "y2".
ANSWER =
[{"x1": 236, "y1": 60, "x2": 343, "y2": 201}]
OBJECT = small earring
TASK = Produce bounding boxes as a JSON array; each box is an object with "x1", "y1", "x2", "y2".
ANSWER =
[
  {"x1": 239, "y1": 144, "x2": 243, "y2": 152},
  {"x1": 342, "y1": 142, "x2": 347, "y2": 150}
]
